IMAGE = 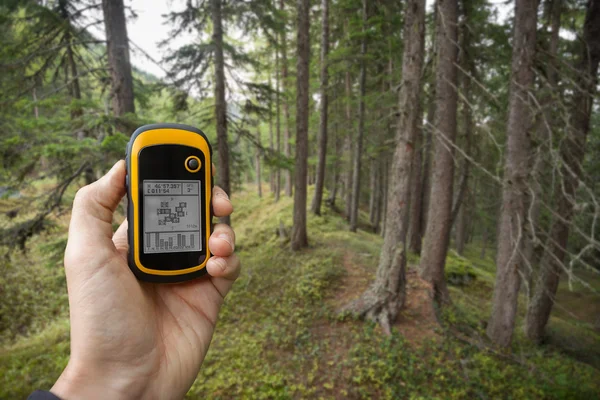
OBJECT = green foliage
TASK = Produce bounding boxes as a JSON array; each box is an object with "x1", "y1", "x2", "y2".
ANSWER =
[
  {"x1": 445, "y1": 250, "x2": 478, "y2": 286},
  {"x1": 2, "y1": 189, "x2": 599, "y2": 399}
]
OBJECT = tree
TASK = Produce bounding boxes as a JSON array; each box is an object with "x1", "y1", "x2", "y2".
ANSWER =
[
  {"x1": 419, "y1": 0, "x2": 460, "y2": 304},
  {"x1": 256, "y1": 125, "x2": 262, "y2": 197},
  {"x1": 487, "y1": 0, "x2": 538, "y2": 347},
  {"x1": 349, "y1": 0, "x2": 368, "y2": 233},
  {"x1": 525, "y1": 0, "x2": 600, "y2": 343},
  {"x1": 280, "y1": 0, "x2": 293, "y2": 198},
  {"x1": 453, "y1": 0, "x2": 476, "y2": 255},
  {"x1": 522, "y1": 0, "x2": 562, "y2": 290},
  {"x1": 102, "y1": 0, "x2": 135, "y2": 117},
  {"x1": 164, "y1": 0, "x2": 278, "y2": 215},
  {"x1": 291, "y1": 0, "x2": 310, "y2": 250},
  {"x1": 311, "y1": 0, "x2": 330, "y2": 215},
  {"x1": 211, "y1": 0, "x2": 231, "y2": 225},
  {"x1": 342, "y1": 0, "x2": 426, "y2": 334}
]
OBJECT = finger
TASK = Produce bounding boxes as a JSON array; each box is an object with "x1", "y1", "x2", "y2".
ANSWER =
[
  {"x1": 68, "y1": 161, "x2": 126, "y2": 246},
  {"x1": 212, "y1": 162, "x2": 216, "y2": 177},
  {"x1": 209, "y1": 223, "x2": 235, "y2": 257},
  {"x1": 207, "y1": 254, "x2": 241, "y2": 297},
  {"x1": 212, "y1": 186, "x2": 233, "y2": 218},
  {"x1": 112, "y1": 219, "x2": 129, "y2": 259}
]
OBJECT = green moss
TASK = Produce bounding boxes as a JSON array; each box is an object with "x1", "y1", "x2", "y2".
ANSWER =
[{"x1": 1, "y1": 185, "x2": 599, "y2": 399}]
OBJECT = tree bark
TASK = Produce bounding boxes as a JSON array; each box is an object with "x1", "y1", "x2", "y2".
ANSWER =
[
  {"x1": 342, "y1": 0, "x2": 425, "y2": 334},
  {"x1": 327, "y1": 86, "x2": 341, "y2": 207},
  {"x1": 369, "y1": 158, "x2": 380, "y2": 232},
  {"x1": 419, "y1": 0, "x2": 459, "y2": 305},
  {"x1": 525, "y1": 0, "x2": 600, "y2": 343},
  {"x1": 211, "y1": 0, "x2": 231, "y2": 225},
  {"x1": 256, "y1": 126, "x2": 262, "y2": 197},
  {"x1": 408, "y1": 107, "x2": 424, "y2": 253},
  {"x1": 344, "y1": 69, "x2": 353, "y2": 221},
  {"x1": 522, "y1": 0, "x2": 562, "y2": 287},
  {"x1": 275, "y1": 48, "x2": 281, "y2": 202},
  {"x1": 291, "y1": 0, "x2": 310, "y2": 250},
  {"x1": 269, "y1": 76, "x2": 275, "y2": 194},
  {"x1": 420, "y1": 3, "x2": 438, "y2": 239},
  {"x1": 349, "y1": 0, "x2": 368, "y2": 233},
  {"x1": 102, "y1": 0, "x2": 135, "y2": 117},
  {"x1": 279, "y1": 0, "x2": 292, "y2": 198},
  {"x1": 269, "y1": 75, "x2": 275, "y2": 194},
  {"x1": 311, "y1": 0, "x2": 329, "y2": 215},
  {"x1": 453, "y1": 6, "x2": 474, "y2": 255},
  {"x1": 487, "y1": 0, "x2": 538, "y2": 347}
]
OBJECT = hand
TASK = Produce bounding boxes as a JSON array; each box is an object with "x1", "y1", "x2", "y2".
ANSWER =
[{"x1": 51, "y1": 160, "x2": 239, "y2": 400}]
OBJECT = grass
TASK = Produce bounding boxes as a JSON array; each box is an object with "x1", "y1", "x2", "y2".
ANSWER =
[{"x1": 1, "y1": 184, "x2": 600, "y2": 399}]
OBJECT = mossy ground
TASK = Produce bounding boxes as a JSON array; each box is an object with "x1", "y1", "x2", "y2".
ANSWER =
[{"x1": 1, "y1": 185, "x2": 599, "y2": 399}]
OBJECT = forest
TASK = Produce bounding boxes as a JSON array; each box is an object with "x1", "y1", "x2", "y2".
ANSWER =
[{"x1": 1, "y1": 0, "x2": 600, "y2": 398}]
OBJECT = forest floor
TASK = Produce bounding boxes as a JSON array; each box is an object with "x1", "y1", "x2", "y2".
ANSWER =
[{"x1": 1, "y1": 184, "x2": 600, "y2": 399}]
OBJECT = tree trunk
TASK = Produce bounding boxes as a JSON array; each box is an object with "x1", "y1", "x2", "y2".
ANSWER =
[
  {"x1": 419, "y1": 0, "x2": 459, "y2": 305},
  {"x1": 380, "y1": 155, "x2": 389, "y2": 237},
  {"x1": 480, "y1": 227, "x2": 488, "y2": 259},
  {"x1": 525, "y1": 0, "x2": 600, "y2": 343},
  {"x1": 368, "y1": 158, "x2": 378, "y2": 228},
  {"x1": 487, "y1": 0, "x2": 538, "y2": 347},
  {"x1": 279, "y1": 0, "x2": 292, "y2": 198},
  {"x1": 275, "y1": 48, "x2": 281, "y2": 202},
  {"x1": 269, "y1": 75, "x2": 275, "y2": 194},
  {"x1": 453, "y1": 7, "x2": 474, "y2": 255},
  {"x1": 102, "y1": 0, "x2": 135, "y2": 117},
  {"x1": 211, "y1": 0, "x2": 231, "y2": 225},
  {"x1": 269, "y1": 76, "x2": 275, "y2": 194},
  {"x1": 344, "y1": 69, "x2": 353, "y2": 221},
  {"x1": 420, "y1": 4, "x2": 438, "y2": 238},
  {"x1": 349, "y1": 0, "x2": 367, "y2": 233},
  {"x1": 408, "y1": 107, "x2": 424, "y2": 254},
  {"x1": 291, "y1": 0, "x2": 310, "y2": 250},
  {"x1": 342, "y1": 0, "x2": 425, "y2": 334},
  {"x1": 522, "y1": 0, "x2": 562, "y2": 288},
  {"x1": 311, "y1": 0, "x2": 329, "y2": 215},
  {"x1": 327, "y1": 89, "x2": 341, "y2": 207},
  {"x1": 256, "y1": 125, "x2": 262, "y2": 197}
]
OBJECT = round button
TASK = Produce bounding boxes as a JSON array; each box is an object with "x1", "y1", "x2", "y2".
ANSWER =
[{"x1": 185, "y1": 156, "x2": 201, "y2": 173}]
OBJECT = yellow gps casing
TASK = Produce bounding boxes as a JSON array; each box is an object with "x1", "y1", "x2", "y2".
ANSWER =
[{"x1": 125, "y1": 124, "x2": 213, "y2": 283}]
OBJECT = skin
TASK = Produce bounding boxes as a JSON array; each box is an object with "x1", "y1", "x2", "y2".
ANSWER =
[{"x1": 51, "y1": 161, "x2": 239, "y2": 400}]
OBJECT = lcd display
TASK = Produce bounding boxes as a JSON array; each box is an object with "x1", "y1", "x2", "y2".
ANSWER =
[{"x1": 143, "y1": 180, "x2": 202, "y2": 254}]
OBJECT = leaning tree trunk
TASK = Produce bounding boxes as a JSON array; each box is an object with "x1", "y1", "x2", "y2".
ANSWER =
[
  {"x1": 311, "y1": 0, "x2": 330, "y2": 215},
  {"x1": 487, "y1": 0, "x2": 538, "y2": 347},
  {"x1": 349, "y1": 0, "x2": 367, "y2": 233},
  {"x1": 102, "y1": 0, "x2": 135, "y2": 117},
  {"x1": 211, "y1": 0, "x2": 231, "y2": 225},
  {"x1": 342, "y1": 0, "x2": 425, "y2": 334},
  {"x1": 291, "y1": 0, "x2": 310, "y2": 250},
  {"x1": 525, "y1": 0, "x2": 600, "y2": 343},
  {"x1": 419, "y1": 0, "x2": 460, "y2": 305}
]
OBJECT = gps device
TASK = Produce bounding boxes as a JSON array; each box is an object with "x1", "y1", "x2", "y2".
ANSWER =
[{"x1": 125, "y1": 123, "x2": 212, "y2": 283}]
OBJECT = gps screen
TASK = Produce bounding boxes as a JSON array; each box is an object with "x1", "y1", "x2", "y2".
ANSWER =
[{"x1": 143, "y1": 180, "x2": 202, "y2": 254}]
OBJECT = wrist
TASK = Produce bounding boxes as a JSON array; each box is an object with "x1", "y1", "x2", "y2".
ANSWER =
[{"x1": 51, "y1": 359, "x2": 148, "y2": 400}]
